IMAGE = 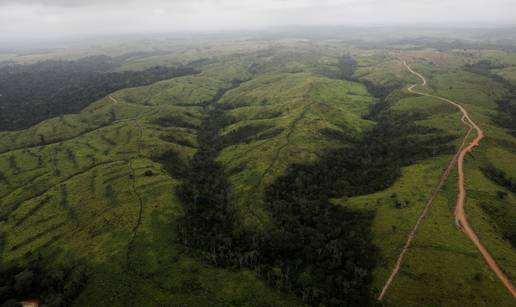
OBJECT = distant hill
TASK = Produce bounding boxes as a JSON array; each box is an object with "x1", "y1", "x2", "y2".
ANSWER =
[{"x1": 0, "y1": 56, "x2": 198, "y2": 131}]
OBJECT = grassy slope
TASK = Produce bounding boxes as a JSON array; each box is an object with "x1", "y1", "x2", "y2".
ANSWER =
[
  {"x1": 0, "y1": 67, "x2": 302, "y2": 306},
  {"x1": 216, "y1": 72, "x2": 374, "y2": 227},
  {"x1": 0, "y1": 47, "x2": 374, "y2": 305},
  {"x1": 2, "y1": 42, "x2": 515, "y2": 306},
  {"x1": 336, "y1": 50, "x2": 516, "y2": 306}
]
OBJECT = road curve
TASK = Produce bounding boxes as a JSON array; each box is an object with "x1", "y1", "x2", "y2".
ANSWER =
[
  {"x1": 377, "y1": 63, "x2": 472, "y2": 301},
  {"x1": 379, "y1": 60, "x2": 516, "y2": 300}
]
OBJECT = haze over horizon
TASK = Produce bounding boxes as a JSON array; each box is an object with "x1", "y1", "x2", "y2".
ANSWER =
[{"x1": 1, "y1": 0, "x2": 515, "y2": 42}]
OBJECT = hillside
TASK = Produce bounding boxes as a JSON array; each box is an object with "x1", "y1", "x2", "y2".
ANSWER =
[{"x1": 0, "y1": 38, "x2": 515, "y2": 306}]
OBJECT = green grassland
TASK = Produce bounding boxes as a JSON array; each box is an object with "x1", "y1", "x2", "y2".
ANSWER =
[
  {"x1": 333, "y1": 49, "x2": 516, "y2": 306},
  {"x1": 0, "y1": 68, "x2": 303, "y2": 306},
  {"x1": 354, "y1": 52, "x2": 414, "y2": 87},
  {"x1": 1, "y1": 40, "x2": 516, "y2": 306},
  {"x1": 216, "y1": 72, "x2": 374, "y2": 227}
]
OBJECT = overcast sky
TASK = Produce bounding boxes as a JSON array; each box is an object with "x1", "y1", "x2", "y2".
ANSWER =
[{"x1": 0, "y1": 0, "x2": 515, "y2": 41}]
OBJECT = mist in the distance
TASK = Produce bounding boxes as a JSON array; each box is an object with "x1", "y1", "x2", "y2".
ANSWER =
[{"x1": 1, "y1": 0, "x2": 515, "y2": 43}]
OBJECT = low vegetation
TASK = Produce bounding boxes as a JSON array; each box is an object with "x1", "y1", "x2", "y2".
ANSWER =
[
  {"x1": 0, "y1": 37, "x2": 515, "y2": 307},
  {"x1": 165, "y1": 71, "x2": 455, "y2": 306}
]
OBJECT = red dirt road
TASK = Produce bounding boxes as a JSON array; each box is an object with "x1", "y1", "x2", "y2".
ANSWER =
[{"x1": 378, "y1": 60, "x2": 516, "y2": 301}]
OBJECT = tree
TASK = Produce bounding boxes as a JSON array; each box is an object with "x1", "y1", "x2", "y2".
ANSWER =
[{"x1": 14, "y1": 270, "x2": 33, "y2": 294}]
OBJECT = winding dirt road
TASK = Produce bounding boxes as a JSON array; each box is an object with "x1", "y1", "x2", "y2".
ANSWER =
[{"x1": 378, "y1": 60, "x2": 516, "y2": 301}]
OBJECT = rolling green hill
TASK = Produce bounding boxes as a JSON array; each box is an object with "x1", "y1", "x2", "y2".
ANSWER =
[{"x1": 1, "y1": 38, "x2": 515, "y2": 306}]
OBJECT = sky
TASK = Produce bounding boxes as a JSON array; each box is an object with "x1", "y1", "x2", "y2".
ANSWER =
[{"x1": 0, "y1": 0, "x2": 515, "y2": 41}]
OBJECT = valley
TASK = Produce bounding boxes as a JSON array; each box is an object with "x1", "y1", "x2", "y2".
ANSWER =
[{"x1": 0, "y1": 33, "x2": 515, "y2": 306}]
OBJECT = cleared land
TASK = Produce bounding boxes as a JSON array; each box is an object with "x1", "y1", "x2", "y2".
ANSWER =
[
  {"x1": 378, "y1": 59, "x2": 515, "y2": 300},
  {"x1": 1, "y1": 39, "x2": 515, "y2": 306}
]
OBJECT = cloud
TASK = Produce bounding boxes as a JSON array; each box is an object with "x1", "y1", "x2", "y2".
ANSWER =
[
  {"x1": 0, "y1": 0, "x2": 141, "y2": 7},
  {"x1": 0, "y1": 0, "x2": 514, "y2": 42}
]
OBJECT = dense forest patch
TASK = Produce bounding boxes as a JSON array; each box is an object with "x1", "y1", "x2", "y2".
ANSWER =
[
  {"x1": 478, "y1": 199, "x2": 516, "y2": 248},
  {"x1": 0, "y1": 257, "x2": 87, "y2": 307},
  {"x1": 151, "y1": 115, "x2": 199, "y2": 129},
  {"x1": 0, "y1": 56, "x2": 198, "y2": 131},
  {"x1": 482, "y1": 164, "x2": 516, "y2": 194},
  {"x1": 465, "y1": 60, "x2": 516, "y2": 135},
  {"x1": 159, "y1": 134, "x2": 195, "y2": 148},
  {"x1": 478, "y1": 164, "x2": 516, "y2": 247},
  {"x1": 495, "y1": 92, "x2": 516, "y2": 136},
  {"x1": 2, "y1": 39, "x2": 516, "y2": 307},
  {"x1": 158, "y1": 75, "x2": 455, "y2": 306},
  {"x1": 256, "y1": 110, "x2": 453, "y2": 306},
  {"x1": 336, "y1": 54, "x2": 358, "y2": 81},
  {"x1": 220, "y1": 124, "x2": 275, "y2": 146}
]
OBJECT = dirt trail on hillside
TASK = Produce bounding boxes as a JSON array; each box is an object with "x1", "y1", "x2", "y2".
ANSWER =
[
  {"x1": 377, "y1": 100, "x2": 470, "y2": 301},
  {"x1": 378, "y1": 60, "x2": 516, "y2": 301},
  {"x1": 109, "y1": 95, "x2": 118, "y2": 103}
]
